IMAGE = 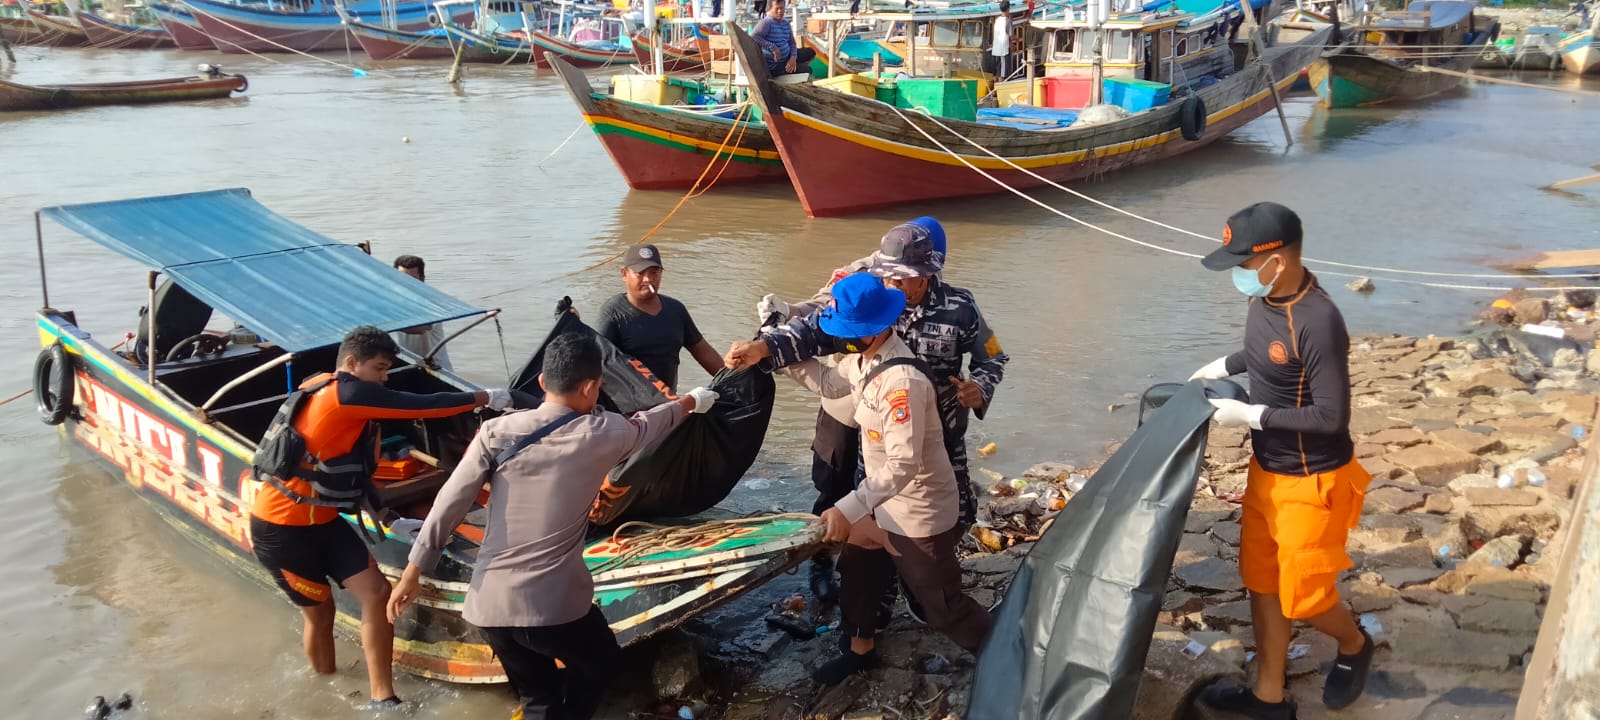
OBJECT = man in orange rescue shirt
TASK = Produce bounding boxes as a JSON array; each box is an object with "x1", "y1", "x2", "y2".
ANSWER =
[{"x1": 249, "y1": 326, "x2": 511, "y2": 709}]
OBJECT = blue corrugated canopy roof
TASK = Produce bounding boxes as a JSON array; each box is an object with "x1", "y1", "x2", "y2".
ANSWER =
[{"x1": 40, "y1": 188, "x2": 486, "y2": 353}]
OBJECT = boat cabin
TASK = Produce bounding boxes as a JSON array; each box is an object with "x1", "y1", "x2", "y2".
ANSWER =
[
  {"x1": 33, "y1": 189, "x2": 495, "y2": 513},
  {"x1": 808, "y1": 3, "x2": 1030, "y2": 77},
  {"x1": 1026, "y1": 0, "x2": 1241, "y2": 110},
  {"x1": 1357, "y1": 0, "x2": 1483, "y2": 60}
]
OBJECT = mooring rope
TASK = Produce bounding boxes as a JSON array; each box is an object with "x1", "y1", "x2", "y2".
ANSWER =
[
  {"x1": 588, "y1": 513, "x2": 822, "y2": 575},
  {"x1": 884, "y1": 104, "x2": 1600, "y2": 293},
  {"x1": 185, "y1": 2, "x2": 397, "y2": 77}
]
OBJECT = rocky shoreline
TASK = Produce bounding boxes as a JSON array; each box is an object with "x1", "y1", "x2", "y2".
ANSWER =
[
  {"x1": 628, "y1": 294, "x2": 1599, "y2": 720},
  {"x1": 1474, "y1": 6, "x2": 1588, "y2": 37}
]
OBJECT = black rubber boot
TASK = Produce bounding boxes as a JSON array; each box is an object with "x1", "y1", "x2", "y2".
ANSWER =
[
  {"x1": 808, "y1": 555, "x2": 839, "y2": 603},
  {"x1": 812, "y1": 650, "x2": 881, "y2": 686}
]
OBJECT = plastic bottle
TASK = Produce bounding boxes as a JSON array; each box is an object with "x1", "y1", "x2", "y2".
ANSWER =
[{"x1": 1066, "y1": 474, "x2": 1088, "y2": 493}]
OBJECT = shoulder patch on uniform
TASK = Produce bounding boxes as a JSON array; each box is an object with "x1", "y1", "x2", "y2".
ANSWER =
[
  {"x1": 984, "y1": 334, "x2": 1003, "y2": 357},
  {"x1": 885, "y1": 388, "x2": 911, "y2": 424}
]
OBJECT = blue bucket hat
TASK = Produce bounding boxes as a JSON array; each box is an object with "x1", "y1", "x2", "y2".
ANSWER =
[
  {"x1": 819, "y1": 272, "x2": 906, "y2": 339},
  {"x1": 907, "y1": 216, "x2": 946, "y2": 261}
]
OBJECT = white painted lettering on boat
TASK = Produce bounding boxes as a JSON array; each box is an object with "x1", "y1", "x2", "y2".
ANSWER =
[{"x1": 73, "y1": 372, "x2": 250, "y2": 549}]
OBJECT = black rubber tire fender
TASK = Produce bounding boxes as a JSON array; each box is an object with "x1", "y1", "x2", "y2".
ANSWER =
[
  {"x1": 34, "y1": 342, "x2": 73, "y2": 426},
  {"x1": 1180, "y1": 95, "x2": 1207, "y2": 142}
]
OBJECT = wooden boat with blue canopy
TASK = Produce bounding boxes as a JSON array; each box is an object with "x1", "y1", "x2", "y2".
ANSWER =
[
  {"x1": 31, "y1": 189, "x2": 821, "y2": 683},
  {"x1": 1308, "y1": 0, "x2": 1497, "y2": 107}
]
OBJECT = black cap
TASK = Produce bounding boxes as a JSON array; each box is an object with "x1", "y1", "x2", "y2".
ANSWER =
[
  {"x1": 1201, "y1": 202, "x2": 1303, "y2": 271},
  {"x1": 870, "y1": 223, "x2": 945, "y2": 279},
  {"x1": 623, "y1": 244, "x2": 663, "y2": 273}
]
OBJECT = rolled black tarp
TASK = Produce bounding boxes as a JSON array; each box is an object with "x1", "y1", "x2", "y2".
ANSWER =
[
  {"x1": 508, "y1": 306, "x2": 776, "y2": 525},
  {"x1": 967, "y1": 380, "x2": 1246, "y2": 720}
]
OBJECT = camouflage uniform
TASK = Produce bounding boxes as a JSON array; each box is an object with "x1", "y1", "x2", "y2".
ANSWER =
[{"x1": 760, "y1": 277, "x2": 1008, "y2": 529}]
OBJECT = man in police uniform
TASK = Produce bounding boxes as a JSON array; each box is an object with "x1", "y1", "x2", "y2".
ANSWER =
[
  {"x1": 1191, "y1": 202, "x2": 1375, "y2": 719},
  {"x1": 730, "y1": 222, "x2": 1007, "y2": 627},
  {"x1": 748, "y1": 273, "x2": 994, "y2": 685},
  {"x1": 755, "y1": 217, "x2": 953, "y2": 601}
]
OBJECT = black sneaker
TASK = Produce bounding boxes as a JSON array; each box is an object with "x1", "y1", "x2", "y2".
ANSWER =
[
  {"x1": 1323, "y1": 629, "x2": 1375, "y2": 710},
  {"x1": 812, "y1": 650, "x2": 880, "y2": 686},
  {"x1": 1199, "y1": 685, "x2": 1297, "y2": 720},
  {"x1": 808, "y1": 556, "x2": 839, "y2": 603}
]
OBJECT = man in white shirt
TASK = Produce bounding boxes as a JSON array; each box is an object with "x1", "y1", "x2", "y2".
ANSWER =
[
  {"x1": 392, "y1": 255, "x2": 452, "y2": 372},
  {"x1": 990, "y1": 0, "x2": 1012, "y2": 79}
]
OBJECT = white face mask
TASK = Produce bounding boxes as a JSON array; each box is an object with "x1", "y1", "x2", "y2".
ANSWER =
[{"x1": 1230, "y1": 254, "x2": 1282, "y2": 298}]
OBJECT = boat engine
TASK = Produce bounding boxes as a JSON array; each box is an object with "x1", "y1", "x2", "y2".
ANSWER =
[{"x1": 197, "y1": 63, "x2": 223, "y2": 79}]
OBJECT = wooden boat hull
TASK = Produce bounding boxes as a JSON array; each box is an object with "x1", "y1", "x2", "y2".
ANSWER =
[
  {"x1": 14, "y1": 11, "x2": 90, "y2": 46},
  {"x1": 150, "y1": 3, "x2": 216, "y2": 50},
  {"x1": 1310, "y1": 21, "x2": 1495, "y2": 107},
  {"x1": 529, "y1": 29, "x2": 634, "y2": 68},
  {"x1": 1, "y1": 14, "x2": 88, "y2": 46},
  {"x1": 0, "y1": 73, "x2": 247, "y2": 112},
  {"x1": 1560, "y1": 31, "x2": 1600, "y2": 75},
  {"x1": 349, "y1": 21, "x2": 457, "y2": 60},
  {"x1": 730, "y1": 25, "x2": 1331, "y2": 218},
  {"x1": 185, "y1": 0, "x2": 471, "y2": 54},
  {"x1": 74, "y1": 11, "x2": 177, "y2": 49},
  {"x1": 630, "y1": 32, "x2": 705, "y2": 73},
  {"x1": 1472, "y1": 44, "x2": 1510, "y2": 69},
  {"x1": 36, "y1": 313, "x2": 818, "y2": 684},
  {"x1": 438, "y1": 24, "x2": 540, "y2": 63},
  {"x1": 1511, "y1": 44, "x2": 1559, "y2": 70},
  {"x1": 548, "y1": 53, "x2": 786, "y2": 190}
]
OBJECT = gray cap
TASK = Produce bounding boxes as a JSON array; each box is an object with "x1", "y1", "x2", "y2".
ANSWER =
[
  {"x1": 623, "y1": 244, "x2": 663, "y2": 272},
  {"x1": 869, "y1": 223, "x2": 944, "y2": 279}
]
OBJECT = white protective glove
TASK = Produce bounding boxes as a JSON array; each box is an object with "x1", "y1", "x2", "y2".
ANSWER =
[
  {"x1": 1189, "y1": 356, "x2": 1233, "y2": 382},
  {"x1": 485, "y1": 388, "x2": 514, "y2": 411},
  {"x1": 1209, "y1": 398, "x2": 1266, "y2": 430},
  {"x1": 685, "y1": 386, "x2": 719, "y2": 414},
  {"x1": 757, "y1": 293, "x2": 791, "y2": 324}
]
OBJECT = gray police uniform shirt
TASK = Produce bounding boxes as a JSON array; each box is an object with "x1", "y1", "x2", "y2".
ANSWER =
[
  {"x1": 782, "y1": 334, "x2": 959, "y2": 538},
  {"x1": 408, "y1": 399, "x2": 688, "y2": 628}
]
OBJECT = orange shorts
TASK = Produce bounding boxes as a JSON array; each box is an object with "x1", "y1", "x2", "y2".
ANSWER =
[{"x1": 1239, "y1": 457, "x2": 1371, "y2": 619}]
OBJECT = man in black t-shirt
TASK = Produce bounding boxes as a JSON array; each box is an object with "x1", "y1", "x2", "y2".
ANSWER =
[{"x1": 595, "y1": 243, "x2": 724, "y2": 392}]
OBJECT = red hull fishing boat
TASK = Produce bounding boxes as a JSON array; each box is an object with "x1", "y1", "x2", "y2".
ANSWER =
[
  {"x1": 0, "y1": 69, "x2": 246, "y2": 112},
  {"x1": 629, "y1": 30, "x2": 706, "y2": 73},
  {"x1": 549, "y1": 53, "x2": 786, "y2": 189},
  {"x1": 185, "y1": 0, "x2": 472, "y2": 54},
  {"x1": 22, "y1": 8, "x2": 90, "y2": 45},
  {"x1": 728, "y1": 10, "x2": 1329, "y2": 217},
  {"x1": 526, "y1": 28, "x2": 633, "y2": 68},
  {"x1": 72, "y1": 10, "x2": 177, "y2": 49},
  {"x1": 1, "y1": 7, "x2": 87, "y2": 46},
  {"x1": 149, "y1": 3, "x2": 215, "y2": 50},
  {"x1": 30, "y1": 188, "x2": 820, "y2": 684},
  {"x1": 346, "y1": 20, "x2": 458, "y2": 60}
]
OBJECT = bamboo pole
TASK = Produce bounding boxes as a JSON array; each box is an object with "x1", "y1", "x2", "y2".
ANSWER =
[
  {"x1": 1416, "y1": 65, "x2": 1600, "y2": 97},
  {"x1": 446, "y1": 35, "x2": 466, "y2": 83},
  {"x1": 1547, "y1": 173, "x2": 1600, "y2": 191},
  {"x1": 2, "y1": 36, "x2": 14, "y2": 65}
]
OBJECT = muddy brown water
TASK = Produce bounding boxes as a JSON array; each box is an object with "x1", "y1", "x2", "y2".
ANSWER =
[{"x1": 1, "y1": 44, "x2": 1597, "y2": 718}]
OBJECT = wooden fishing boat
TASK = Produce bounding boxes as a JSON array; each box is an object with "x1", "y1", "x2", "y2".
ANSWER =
[
  {"x1": 2, "y1": 2, "x2": 86, "y2": 46},
  {"x1": 1559, "y1": 14, "x2": 1599, "y2": 75},
  {"x1": 71, "y1": 9, "x2": 177, "y2": 49},
  {"x1": 630, "y1": 30, "x2": 705, "y2": 73},
  {"x1": 549, "y1": 53, "x2": 786, "y2": 189},
  {"x1": 437, "y1": 22, "x2": 540, "y2": 62},
  {"x1": 729, "y1": 3, "x2": 1328, "y2": 217},
  {"x1": 346, "y1": 19, "x2": 459, "y2": 60},
  {"x1": 149, "y1": 2, "x2": 216, "y2": 50},
  {"x1": 1308, "y1": 0, "x2": 1497, "y2": 108},
  {"x1": 29, "y1": 188, "x2": 822, "y2": 684},
  {"x1": 20, "y1": 7, "x2": 90, "y2": 45},
  {"x1": 184, "y1": 0, "x2": 473, "y2": 54},
  {"x1": 1511, "y1": 25, "x2": 1561, "y2": 70},
  {"x1": 526, "y1": 27, "x2": 634, "y2": 67},
  {"x1": 0, "y1": 69, "x2": 246, "y2": 112},
  {"x1": 1472, "y1": 36, "x2": 1512, "y2": 68}
]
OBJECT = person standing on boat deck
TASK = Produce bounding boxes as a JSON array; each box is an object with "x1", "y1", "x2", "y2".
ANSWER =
[
  {"x1": 989, "y1": 0, "x2": 1012, "y2": 79},
  {"x1": 737, "y1": 220, "x2": 1006, "y2": 627},
  {"x1": 752, "y1": 216, "x2": 955, "y2": 603},
  {"x1": 390, "y1": 255, "x2": 453, "y2": 372},
  {"x1": 389, "y1": 333, "x2": 716, "y2": 720},
  {"x1": 734, "y1": 272, "x2": 994, "y2": 685},
  {"x1": 1190, "y1": 203, "x2": 1375, "y2": 720},
  {"x1": 752, "y1": 0, "x2": 816, "y2": 76},
  {"x1": 249, "y1": 326, "x2": 512, "y2": 710},
  {"x1": 595, "y1": 243, "x2": 725, "y2": 393}
]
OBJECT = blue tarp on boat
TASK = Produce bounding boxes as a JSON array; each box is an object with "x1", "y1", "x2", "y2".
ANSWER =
[{"x1": 39, "y1": 188, "x2": 486, "y2": 353}]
